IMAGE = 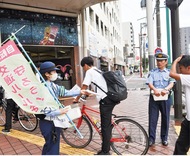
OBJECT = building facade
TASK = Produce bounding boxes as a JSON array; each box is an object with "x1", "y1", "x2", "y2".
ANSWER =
[
  {"x1": 122, "y1": 22, "x2": 135, "y2": 65},
  {"x1": 81, "y1": 1, "x2": 125, "y2": 73},
  {"x1": 0, "y1": 8, "x2": 80, "y2": 89},
  {"x1": 180, "y1": 27, "x2": 190, "y2": 54},
  {"x1": 0, "y1": 0, "x2": 123, "y2": 88},
  {"x1": 122, "y1": 22, "x2": 135, "y2": 74}
]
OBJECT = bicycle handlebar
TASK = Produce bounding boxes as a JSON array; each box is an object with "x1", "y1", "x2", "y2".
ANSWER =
[
  {"x1": 81, "y1": 95, "x2": 87, "y2": 100},
  {"x1": 73, "y1": 90, "x2": 97, "y2": 104}
]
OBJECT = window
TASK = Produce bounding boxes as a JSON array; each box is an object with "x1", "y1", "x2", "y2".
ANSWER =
[
  {"x1": 101, "y1": 21, "x2": 104, "y2": 36},
  {"x1": 105, "y1": 26, "x2": 108, "y2": 39},
  {"x1": 96, "y1": 15, "x2": 99, "y2": 32},
  {"x1": 103, "y1": 3, "x2": 106, "y2": 13},
  {"x1": 89, "y1": 7, "x2": 94, "y2": 26}
]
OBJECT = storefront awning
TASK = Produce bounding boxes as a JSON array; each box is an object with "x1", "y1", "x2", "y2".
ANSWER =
[{"x1": 0, "y1": 0, "x2": 116, "y2": 16}]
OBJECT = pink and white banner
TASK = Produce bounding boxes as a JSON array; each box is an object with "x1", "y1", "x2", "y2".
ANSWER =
[{"x1": 0, "y1": 40, "x2": 59, "y2": 114}]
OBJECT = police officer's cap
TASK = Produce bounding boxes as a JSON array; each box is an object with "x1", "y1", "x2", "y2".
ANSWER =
[
  {"x1": 39, "y1": 61, "x2": 59, "y2": 74},
  {"x1": 155, "y1": 52, "x2": 168, "y2": 60}
]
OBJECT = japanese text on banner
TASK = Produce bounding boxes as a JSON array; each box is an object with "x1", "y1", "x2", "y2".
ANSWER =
[{"x1": 0, "y1": 40, "x2": 59, "y2": 114}]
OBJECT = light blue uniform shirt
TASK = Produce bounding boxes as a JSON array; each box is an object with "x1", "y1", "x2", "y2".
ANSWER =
[
  {"x1": 146, "y1": 68, "x2": 176, "y2": 88},
  {"x1": 46, "y1": 81, "x2": 80, "y2": 98},
  {"x1": 45, "y1": 81, "x2": 80, "y2": 117}
]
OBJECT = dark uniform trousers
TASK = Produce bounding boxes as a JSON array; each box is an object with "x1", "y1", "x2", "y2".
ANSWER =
[
  {"x1": 173, "y1": 118, "x2": 190, "y2": 155},
  {"x1": 5, "y1": 99, "x2": 17, "y2": 130},
  {"x1": 39, "y1": 120, "x2": 61, "y2": 155},
  {"x1": 99, "y1": 99, "x2": 116, "y2": 153},
  {"x1": 148, "y1": 95, "x2": 172, "y2": 142}
]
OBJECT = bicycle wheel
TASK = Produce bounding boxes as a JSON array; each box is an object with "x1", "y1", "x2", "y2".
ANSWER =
[
  {"x1": 17, "y1": 108, "x2": 38, "y2": 132},
  {"x1": 61, "y1": 115, "x2": 93, "y2": 148},
  {"x1": 111, "y1": 118, "x2": 149, "y2": 155},
  {"x1": 0, "y1": 102, "x2": 6, "y2": 126}
]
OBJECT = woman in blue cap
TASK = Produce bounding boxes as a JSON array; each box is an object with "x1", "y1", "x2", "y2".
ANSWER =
[{"x1": 38, "y1": 61, "x2": 80, "y2": 155}]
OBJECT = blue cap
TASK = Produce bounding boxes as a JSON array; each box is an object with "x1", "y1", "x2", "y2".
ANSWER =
[
  {"x1": 39, "y1": 61, "x2": 59, "y2": 74},
  {"x1": 155, "y1": 52, "x2": 168, "y2": 60}
]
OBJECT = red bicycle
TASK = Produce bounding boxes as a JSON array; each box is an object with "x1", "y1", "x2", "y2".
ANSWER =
[{"x1": 61, "y1": 97, "x2": 149, "y2": 155}]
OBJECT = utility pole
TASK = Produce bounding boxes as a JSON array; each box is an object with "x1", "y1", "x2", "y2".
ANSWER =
[
  {"x1": 139, "y1": 32, "x2": 143, "y2": 78},
  {"x1": 139, "y1": 23, "x2": 147, "y2": 78},
  {"x1": 166, "y1": 7, "x2": 172, "y2": 65},
  {"x1": 143, "y1": 35, "x2": 146, "y2": 71},
  {"x1": 146, "y1": 0, "x2": 155, "y2": 71},
  {"x1": 166, "y1": 0, "x2": 183, "y2": 120},
  {"x1": 156, "y1": 0, "x2": 161, "y2": 47}
]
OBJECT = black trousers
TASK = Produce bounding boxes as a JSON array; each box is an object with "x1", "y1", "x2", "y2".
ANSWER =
[
  {"x1": 173, "y1": 118, "x2": 190, "y2": 155},
  {"x1": 5, "y1": 99, "x2": 17, "y2": 130},
  {"x1": 99, "y1": 99, "x2": 116, "y2": 153}
]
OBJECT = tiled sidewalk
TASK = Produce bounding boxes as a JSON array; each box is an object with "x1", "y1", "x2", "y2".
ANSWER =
[
  {"x1": 114, "y1": 90, "x2": 179, "y2": 155},
  {"x1": 0, "y1": 89, "x2": 181, "y2": 155}
]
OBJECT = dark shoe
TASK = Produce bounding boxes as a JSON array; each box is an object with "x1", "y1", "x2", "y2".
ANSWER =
[
  {"x1": 13, "y1": 117, "x2": 19, "y2": 121},
  {"x1": 149, "y1": 141, "x2": 155, "y2": 147},
  {"x1": 13, "y1": 118, "x2": 19, "y2": 123},
  {"x1": 2, "y1": 129, "x2": 10, "y2": 133},
  {"x1": 162, "y1": 140, "x2": 168, "y2": 146},
  {"x1": 96, "y1": 150, "x2": 111, "y2": 155}
]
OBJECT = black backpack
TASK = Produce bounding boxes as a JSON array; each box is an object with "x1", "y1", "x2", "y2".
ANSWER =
[{"x1": 93, "y1": 69, "x2": 128, "y2": 104}]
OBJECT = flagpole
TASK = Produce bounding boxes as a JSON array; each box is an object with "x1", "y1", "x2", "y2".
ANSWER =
[
  {"x1": 5, "y1": 28, "x2": 83, "y2": 138},
  {"x1": 12, "y1": 33, "x2": 62, "y2": 106}
]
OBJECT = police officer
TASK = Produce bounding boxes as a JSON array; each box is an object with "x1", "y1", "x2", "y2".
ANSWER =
[
  {"x1": 37, "y1": 61, "x2": 80, "y2": 155},
  {"x1": 146, "y1": 52, "x2": 175, "y2": 147}
]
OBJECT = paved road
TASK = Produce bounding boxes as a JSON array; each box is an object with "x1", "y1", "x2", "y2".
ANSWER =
[{"x1": 125, "y1": 73, "x2": 148, "y2": 90}]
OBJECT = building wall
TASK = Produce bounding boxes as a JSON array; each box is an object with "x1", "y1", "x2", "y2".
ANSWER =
[
  {"x1": 0, "y1": 9, "x2": 78, "y2": 46},
  {"x1": 82, "y1": 1, "x2": 124, "y2": 71},
  {"x1": 0, "y1": 1, "x2": 125, "y2": 86},
  {"x1": 0, "y1": 8, "x2": 80, "y2": 88},
  {"x1": 122, "y1": 22, "x2": 135, "y2": 66},
  {"x1": 180, "y1": 27, "x2": 190, "y2": 54}
]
